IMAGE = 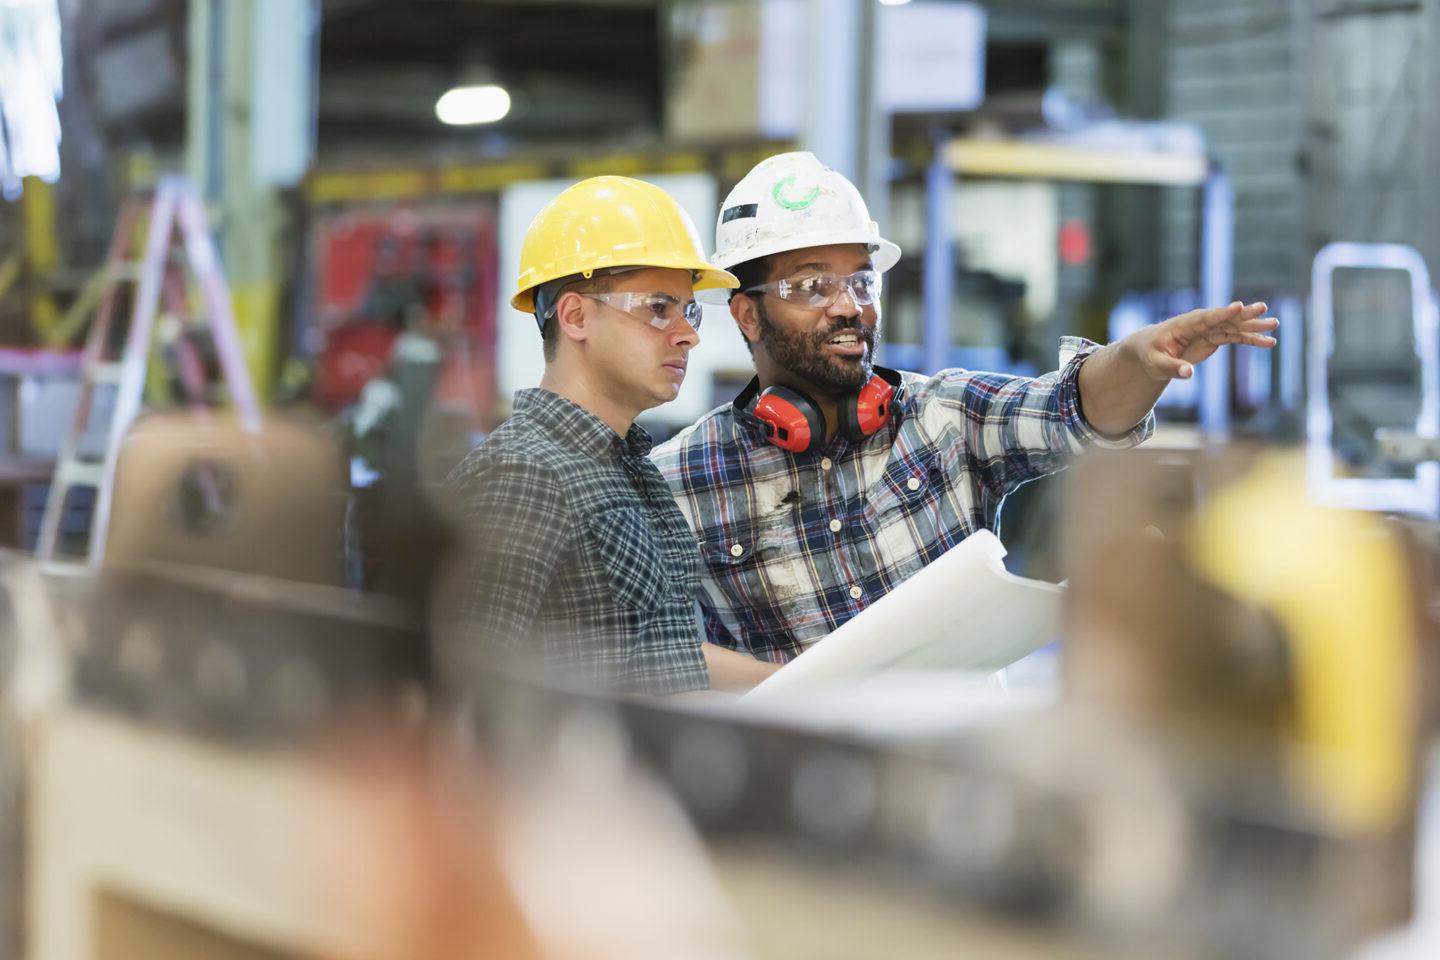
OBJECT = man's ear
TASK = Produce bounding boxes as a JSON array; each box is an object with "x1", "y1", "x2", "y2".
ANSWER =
[
  {"x1": 730, "y1": 295, "x2": 761, "y2": 348},
  {"x1": 553, "y1": 290, "x2": 591, "y2": 346}
]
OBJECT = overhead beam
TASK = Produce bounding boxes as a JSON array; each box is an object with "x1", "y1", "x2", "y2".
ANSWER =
[
  {"x1": 985, "y1": 0, "x2": 1127, "y2": 43},
  {"x1": 944, "y1": 137, "x2": 1209, "y2": 186}
]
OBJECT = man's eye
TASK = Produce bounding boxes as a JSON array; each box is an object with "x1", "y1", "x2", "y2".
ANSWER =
[
  {"x1": 643, "y1": 297, "x2": 673, "y2": 317},
  {"x1": 796, "y1": 276, "x2": 827, "y2": 296}
]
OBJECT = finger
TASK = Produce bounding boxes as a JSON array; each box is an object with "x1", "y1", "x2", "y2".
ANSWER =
[
  {"x1": 1238, "y1": 332, "x2": 1277, "y2": 348},
  {"x1": 1171, "y1": 305, "x2": 1231, "y2": 333},
  {"x1": 1189, "y1": 303, "x2": 1268, "y2": 336},
  {"x1": 1207, "y1": 301, "x2": 1266, "y2": 321},
  {"x1": 1213, "y1": 301, "x2": 1246, "y2": 321},
  {"x1": 1199, "y1": 300, "x2": 1255, "y2": 325}
]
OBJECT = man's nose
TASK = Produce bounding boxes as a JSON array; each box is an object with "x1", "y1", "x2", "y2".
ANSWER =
[
  {"x1": 670, "y1": 317, "x2": 699, "y2": 348},
  {"x1": 826, "y1": 283, "x2": 861, "y2": 318}
]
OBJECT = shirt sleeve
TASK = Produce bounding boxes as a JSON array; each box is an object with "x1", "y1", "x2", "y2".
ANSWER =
[
  {"x1": 442, "y1": 458, "x2": 570, "y2": 683},
  {"x1": 929, "y1": 336, "x2": 1154, "y2": 497}
]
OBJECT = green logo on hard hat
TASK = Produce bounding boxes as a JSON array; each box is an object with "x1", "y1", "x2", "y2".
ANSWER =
[{"x1": 772, "y1": 175, "x2": 820, "y2": 211}]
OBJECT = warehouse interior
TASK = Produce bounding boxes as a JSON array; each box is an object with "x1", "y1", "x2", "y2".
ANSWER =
[{"x1": 3, "y1": 0, "x2": 1440, "y2": 957}]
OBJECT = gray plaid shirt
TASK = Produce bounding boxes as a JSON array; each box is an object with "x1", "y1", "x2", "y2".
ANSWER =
[{"x1": 442, "y1": 388, "x2": 708, "y2": 695}]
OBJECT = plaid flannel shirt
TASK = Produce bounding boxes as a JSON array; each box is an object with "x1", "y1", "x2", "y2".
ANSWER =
[
  {"x1": 650, "y1": 337, "x2": 1153, "y2": 662},
  {"x1": 441, "y1": 388, "x2": 709, "y2": 695}
]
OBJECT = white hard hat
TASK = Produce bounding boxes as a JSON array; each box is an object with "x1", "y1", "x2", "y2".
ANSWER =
[{"x1": 713, "y1": 151, "x2": 901, "y2": 273}]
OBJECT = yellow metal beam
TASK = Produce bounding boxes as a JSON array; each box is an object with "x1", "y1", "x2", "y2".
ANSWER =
[
  {"x1": 304, "y1": 143, "x2": 797, "y2": 205},
  {"x1": 944, "y1": 138, "x2": 1209, "y2": 187},
  {"x1": 0, "y1": 254, "x2": 20, "y2": 305},
  {"x1": 44, "y1": 266, "x2": 109, "y2": 349},
  {"x1": 306, "y1": 169, "x2": 434, "y2": 205},
  {"x1": 438, "y1": 161, "x2": 548, "y2": 194},
  {"x1": 21, "y1": 176, "x2": 62, "y2": 336}
]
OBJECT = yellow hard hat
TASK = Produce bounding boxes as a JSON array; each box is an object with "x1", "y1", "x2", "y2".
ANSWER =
[{"x1": 512, "y1": 175, "x2": 738, "y2": 315}]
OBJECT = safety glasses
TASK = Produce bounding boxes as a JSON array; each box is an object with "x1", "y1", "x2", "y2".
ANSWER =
[
  {"x1": 583, "y1": 292, "x2": 703, "y2": 332},
  {"x1": 744, "y1": 269, "x2": 882, "y2": 309}
]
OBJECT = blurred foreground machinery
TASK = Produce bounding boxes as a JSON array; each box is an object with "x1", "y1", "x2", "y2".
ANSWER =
[
  {"x1": 6, "y1": 413, "x2": 439, "y2": 959},
  {"x1": 473, "y1": 446, "x2": 1438, "y2": 960},
  {"x1": 0, "y1": 423, "x2": 1435, "y2": 959}
]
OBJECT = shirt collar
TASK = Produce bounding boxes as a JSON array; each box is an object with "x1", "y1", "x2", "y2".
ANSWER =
[{"x1": 513, "y1": 388, "x2": 653, "y2": 459}]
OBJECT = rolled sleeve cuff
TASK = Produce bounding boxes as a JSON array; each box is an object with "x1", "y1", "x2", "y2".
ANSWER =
[{"x1": 1055, "y1": 336, "x2": 1155, "y2": 450}]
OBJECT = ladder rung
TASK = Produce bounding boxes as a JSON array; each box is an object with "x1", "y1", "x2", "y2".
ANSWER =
[
  {"x1": 55, "y1": 461, "x2": 105, "y2": 489},
  {"x1": 89, "y1": 362, "x2": 126, "y2": 385}
]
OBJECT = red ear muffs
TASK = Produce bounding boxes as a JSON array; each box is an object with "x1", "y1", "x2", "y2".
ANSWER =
[
  {"x1": 753, "y1": 385, "x2": 826, "y2": 454},
  {"x1": 736, "y1": 367, "x2": 901, "y2": 455},
  {"x1": 837, "y1": 373, "x2": 896, "y2": 442}
]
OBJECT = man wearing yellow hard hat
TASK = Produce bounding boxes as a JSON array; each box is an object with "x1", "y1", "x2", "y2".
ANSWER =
[{"x1": 440, "y1": 175, "x2": 762, "y2": 695}]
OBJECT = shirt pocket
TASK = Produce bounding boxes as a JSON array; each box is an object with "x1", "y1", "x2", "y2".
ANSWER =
[
  {"x1": 582, "y1": 507, "x2": 668, "y2": 613},
  {"x1": 860, "y1": 450, "x2": 960, "y2": 581},
  {"x1": 700, "y1": 519, "x2": 809, "y2": 614}
]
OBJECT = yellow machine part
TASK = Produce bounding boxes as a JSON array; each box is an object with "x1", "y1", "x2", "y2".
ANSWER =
[{"x1": 1190, "y1": 455, "x2": 1416, "y2": 833}]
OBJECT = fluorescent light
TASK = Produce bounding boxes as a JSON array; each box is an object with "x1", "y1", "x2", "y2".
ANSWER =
[
  {"x1": 435, "y1": 84, "x2": 511, "y2": 126},
  {"x1": 0, "y1": 0, "x2": 64, "y2": 193},
  {"x1": 878, "y1": 0, "x2": 912, "y2": 5}
]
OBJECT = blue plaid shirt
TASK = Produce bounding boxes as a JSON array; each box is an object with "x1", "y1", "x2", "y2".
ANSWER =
[{"x1": 650, "y1": 338, "x2": 1153, "y2": 662}]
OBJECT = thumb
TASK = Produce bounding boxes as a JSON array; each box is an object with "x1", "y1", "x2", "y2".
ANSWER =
[{"x1": 1152, "y1": 352, "x2": 1193, "y2": 380}]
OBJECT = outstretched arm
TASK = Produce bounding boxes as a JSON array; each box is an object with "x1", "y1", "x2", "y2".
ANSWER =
[
  {"x1": 702, "y1": 643, "x2": 782, "y2": 692},
  {"x1": 1078, "y1": 300, "x2": 1277, "y2": 436}
]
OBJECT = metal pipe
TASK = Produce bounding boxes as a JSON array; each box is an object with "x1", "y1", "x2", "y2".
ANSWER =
[
  {"x1": 1199, "y1": 165, "x2": 1234, "y2": 438},
  {"x1": 923, "y1": 133, "x2": 953, "y2": 375},
  {"x1": 802, "y1": 0, "x2": 864, "y2": 180}
]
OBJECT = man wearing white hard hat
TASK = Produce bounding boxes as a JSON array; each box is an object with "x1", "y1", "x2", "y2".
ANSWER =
[{"x1": 652, "y1": 151, "x2": 1277, "y2": 668}]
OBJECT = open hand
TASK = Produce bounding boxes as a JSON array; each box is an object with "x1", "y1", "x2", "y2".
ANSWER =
[{"x1": 1131, "y1": 301, "x2": 1278, "y2": 381}]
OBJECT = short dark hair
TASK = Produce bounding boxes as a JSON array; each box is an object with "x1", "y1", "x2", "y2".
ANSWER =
[
  {"x1": 728, "y1": 256, "x2": 772, "y2": 304},
  {"x1": 541, "y1": 315, "x2": 559, "y2": 362},
  {"x1": 727, "y1": 257, "x2": 774, "y2": 357},
  {"x1": 539, "y1": 271, "x2": 626, "y2": 362}
]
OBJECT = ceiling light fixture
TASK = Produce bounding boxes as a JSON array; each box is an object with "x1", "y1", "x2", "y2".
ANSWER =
[{"x1": 435, "y1": 84, "x2": 512, "y2": 126}]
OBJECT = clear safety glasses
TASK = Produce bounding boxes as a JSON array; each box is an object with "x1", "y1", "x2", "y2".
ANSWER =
[
  {"x1": 744, "y1": 269, "x2": 882, "y2": 309},
  {"x1": 583, "y1": 292, "x2": 703, "y2": 332}
]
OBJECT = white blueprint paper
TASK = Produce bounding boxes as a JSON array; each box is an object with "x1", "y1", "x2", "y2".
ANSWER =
[{"x1": 747, "y1": 531, "x2": 1064, "y2": 699}]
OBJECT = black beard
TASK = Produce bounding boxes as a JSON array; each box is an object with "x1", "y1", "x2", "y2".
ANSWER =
[{"x1": 755, "y1": 300, "x2": 878, "y2": 395}]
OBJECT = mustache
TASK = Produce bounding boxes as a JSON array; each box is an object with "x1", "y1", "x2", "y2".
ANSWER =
[{"x1": 812, "y1": 320, "x2": 876, "y2": 348}]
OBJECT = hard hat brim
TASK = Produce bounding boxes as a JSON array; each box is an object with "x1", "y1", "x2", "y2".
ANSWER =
[
  {"x1": 512, "y1": 259, "x2": 738, "y2": 314},
  {"x1": 712, "y1": 231, "x2": 902, "y2": 275}
]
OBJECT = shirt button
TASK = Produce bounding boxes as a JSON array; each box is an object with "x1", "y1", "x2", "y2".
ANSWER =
[
  {"x1": 821, "y1": 457, "x2": 833, "y2": 471},
  {"x1": 828, "y1": 518, "x2": 842, "y2": 532},
  {"x1": 849, "y1": 585, "x2": 863, "y2": 600},
  {"x1": 730, "y1": 543, "x2": 744, "y2": 557},
  {"x1": 907, "y1": 476, "x2": 921, "y2": 491}
]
